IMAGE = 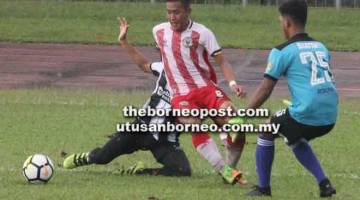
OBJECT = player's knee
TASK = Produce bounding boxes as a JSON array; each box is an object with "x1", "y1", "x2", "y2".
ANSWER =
[
  {"x1": 180, "y1": 167, "x2": 192, "y2": 176},
  {"x1": 288, "y1": 138, "x2": 308, "y2": 149},
  {"x1": 161, "y1": 150, "x2": 192, "y2": 176},
  {"x1": 175, "y1": 164, "x2": 192, "y2": 176}
]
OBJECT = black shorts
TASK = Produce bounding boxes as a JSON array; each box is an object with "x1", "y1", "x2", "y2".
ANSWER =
[
  {"x1": 115, "y1": 131, "x2": 181, "y2": 162},
  {"x1": 270, "y1": 109, "x2": 335, "y2": 145}
]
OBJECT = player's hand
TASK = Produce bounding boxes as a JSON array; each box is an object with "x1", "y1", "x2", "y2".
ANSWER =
[
  {"x1": 230, "y1": 84, "x2": 246, "y2": 98},
  {"x1": 117, "y1": 17, "x2": 129, "y2": 43}
]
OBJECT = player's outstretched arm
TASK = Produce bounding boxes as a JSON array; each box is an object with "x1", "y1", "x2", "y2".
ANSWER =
[
  {"x1": 213, "y1": 54, "x2": 246, "y2": 98},
  {"x1": 117, "y1": 17, "x2": 151, "y2": 73},
  {"x1": 247, "y1": 77, "x2": 276, "y2": 109}
]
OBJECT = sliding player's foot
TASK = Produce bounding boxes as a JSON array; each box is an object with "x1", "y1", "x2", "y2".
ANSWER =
[
  {"x1": 119, "y1": 161, "x2": 145, "y2": 175},
  {"x1": 221, "y1": 164, "x2": 242, "y2": 185},
  {"x1": 63, "y1": 153, "x2": 90, "y2": 169}
]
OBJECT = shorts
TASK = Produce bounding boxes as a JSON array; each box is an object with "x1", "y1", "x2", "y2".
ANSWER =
[
  {"x1": 125, "y1": 132, "x2": 183, "y2": 163},
  {"x1": 271, "y1": 109, "x2": 335, "y2": 145},
  {"x1": 113, "y1": 118, "x2": 180, "y2": 157},
  {"x1": 171, "y1": 85, "x2": 230, "y2": 111}
]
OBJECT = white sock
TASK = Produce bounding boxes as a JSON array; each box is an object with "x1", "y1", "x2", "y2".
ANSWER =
[{"x1": 196, "y1": 138, "x2": 225, "y2": 173}]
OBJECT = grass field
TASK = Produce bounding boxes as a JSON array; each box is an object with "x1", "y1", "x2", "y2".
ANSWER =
[
  {"x1": 0, "y1": 0, "x2": 360, "y2": 51},
  {"x1": 1, "y1": 1, "x2": 359, "y2": 199},
  {"x1": 0, "y1": 89, "x2": 359, "y2": 200}
]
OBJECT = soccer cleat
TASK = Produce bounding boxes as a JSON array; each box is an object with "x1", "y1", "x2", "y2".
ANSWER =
[
  {"x1": 119, "y1": 161, "x2": 145, "y2": 175},
  {"x1": 319, "y1": 178, "x2": 336, "y2": 198},
  {"x1": 63, "y1": 153, "x2": 90, "y2": 169},
  {"x1": 221, "y1": 164, "x2": 242, "y2": 185},
  {"x1": 246, "y1": 185, "x2": 272, "y2": 196},
  {"x1": 223, "y1": 176, "x2": 248, "y2": 186}
]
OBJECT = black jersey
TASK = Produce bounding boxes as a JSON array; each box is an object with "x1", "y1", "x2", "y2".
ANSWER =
[{"x1": 138, "y1": 62, "x2": 178, "y2": 143}]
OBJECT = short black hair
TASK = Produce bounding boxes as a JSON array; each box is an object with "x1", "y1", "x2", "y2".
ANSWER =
[
  {"x1": 167, "y1": 0, "x2": 191, "y2": 9},
  {"x1": 279, "y1": 0, "x2": 308, "y2": 27}
]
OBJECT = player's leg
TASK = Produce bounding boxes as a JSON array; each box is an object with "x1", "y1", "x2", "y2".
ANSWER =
[
  {"x1": 246, "y1": 130, "x2": 274, "y2": 196},
  {"x1": 212, "y1": 100, "x2": 246, "y2": 169},
  {"x1": 172, "y1": 94, "x2": 238, "y2": 183},
  {"x1": 142, "y1": 142, "x2": 192, "y2": 177},
  {"x1": 63, "y1": 127, "x2": 141, "y2": 169},
  {"x1": 289, "y1": 124, "x2": 336, "y2": 197},
  {"x1": 192, "y1": 132, "x2": 244, "y2": 184},
  {"x1": 204, "y1": 86, "x2": 246, "y2": 184},
  {"x1": 198, "y1": 86, "x2": 245, "y2": 184},
  {"x1": 290, "y1": 139, "x2": 336, "y2": 197},
  {"x1": 88, "y1": 131, "x2": 139, "y2": 164},
  {"x1": 248, "y1": 108, "x2": 336, "y2": 197},
  {"x1": 191, "y1": 131, "x2": 225, "y2": 174},
  {"x1": 172, "y1": 95, "x2": 225, "y2": 174},
  {"x1": 247, "y1": 109, "x2": 287, "y2": 196},
  {"x1": 184, "y1": 119, "x2": 234, "y2": 180},
  {"x1": 118, "y1": 133, "x2": 191, "y2": 177}
]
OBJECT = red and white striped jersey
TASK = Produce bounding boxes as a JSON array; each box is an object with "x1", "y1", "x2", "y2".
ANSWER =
[{"x1": 152, "y1": 20, "x2": 221, "y2": 96}]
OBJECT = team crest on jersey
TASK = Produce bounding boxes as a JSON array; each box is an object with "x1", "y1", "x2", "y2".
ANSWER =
[
  {"x1": 266, "y1": 62, "x2": 273, "y2": 72},
  {"x1": 182, "y1": 37, "x2": 193, "y2": 48}
]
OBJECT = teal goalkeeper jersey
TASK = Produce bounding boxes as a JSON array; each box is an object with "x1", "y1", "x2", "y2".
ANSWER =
[{"x1": 265, "y1": 33, "x2": 338, "y2": 126}]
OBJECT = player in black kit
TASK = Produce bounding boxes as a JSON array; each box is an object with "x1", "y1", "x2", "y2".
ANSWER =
[{"x1": 62, "y1": 17, "x2": 191, "y2": 177}]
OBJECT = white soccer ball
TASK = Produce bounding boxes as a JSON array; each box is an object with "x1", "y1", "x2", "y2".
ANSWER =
[{"x1": 22, "y1": 154, "x2": 54, "y2": 183}]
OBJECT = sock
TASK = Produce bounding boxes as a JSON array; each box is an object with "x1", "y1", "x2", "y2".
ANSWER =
[
  {"x1": 256, "y1": 136, "x2": 275, "y2": 188},
  {"x1": 193, "y1": 134, "x2": 225, "y2": 173},
  {"x1": 291, "y1": 139, "x2": 326, "y2": 184},
  {"x1": 225, "y1": 133, "x2": 246, "y2": 168}
]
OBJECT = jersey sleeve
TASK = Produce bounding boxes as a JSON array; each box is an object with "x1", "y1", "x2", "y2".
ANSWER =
[
  {"x1": 264, "y1": 48, "x2": 286, "y2": 80},
  {"x1": 152, "y1": 25, "x2": 161, "y2": 47},
  {"x1": 150, "y1": 62, "x2": 164, "y2": 77},
  {"x1": 326, "y1": 48, "x2": 331, "y2": 63},
  {"x1": 200, "y1": 28, "x2": 222, "y2": 57}
]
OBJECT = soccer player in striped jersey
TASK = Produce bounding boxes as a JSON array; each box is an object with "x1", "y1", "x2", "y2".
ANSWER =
[{"x1": 151, "y1": 0, "x2": 247, "y2": 184}]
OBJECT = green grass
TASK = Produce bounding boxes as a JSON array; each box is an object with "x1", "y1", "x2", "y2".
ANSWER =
[
  {"x1": 0, "y1": 89, "x2": 359, "y2": 199},
  {"x1": 0, "y1": 1, "x2": 359, "y2": 51}
]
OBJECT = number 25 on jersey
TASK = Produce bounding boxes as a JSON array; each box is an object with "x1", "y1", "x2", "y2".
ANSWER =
[{"x1": 300, "y1": 51, "x2": 333, "y2": 86}]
